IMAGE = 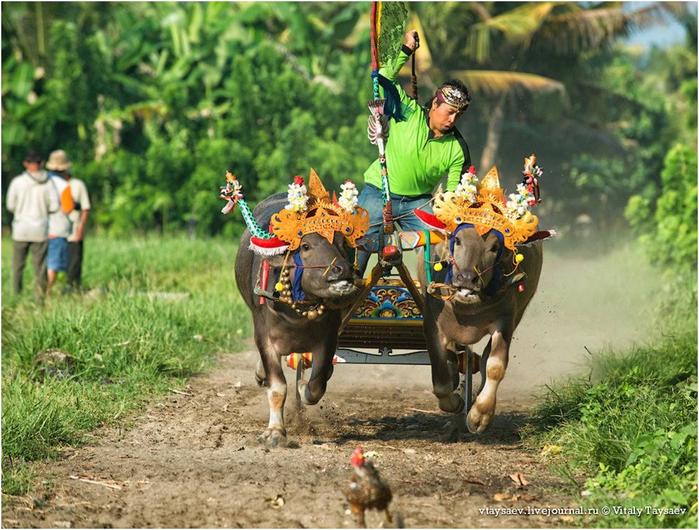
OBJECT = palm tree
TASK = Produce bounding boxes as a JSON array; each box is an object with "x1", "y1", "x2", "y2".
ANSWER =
[{"x1": 408, "y1": 1, "x2": 687, "y2": 170}]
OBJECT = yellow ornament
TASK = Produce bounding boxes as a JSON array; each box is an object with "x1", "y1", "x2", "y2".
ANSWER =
[
  {"x1": 434, "y1": 262, "x2": 443, "y2": 272},
  {"x1": 515, "y1": 253, "x2": 524, "y2": 264},
  {"x1": 275, "y1": 282, "x2": 284, "y2": 292}
]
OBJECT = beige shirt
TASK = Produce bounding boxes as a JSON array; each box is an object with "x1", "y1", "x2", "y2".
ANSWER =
[{"x1": 6, "y1": 170, "x2": 59, "y2": 242}]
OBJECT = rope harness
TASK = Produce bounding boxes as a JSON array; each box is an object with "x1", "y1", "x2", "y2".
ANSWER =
[
  {"x1": 257, "y1": 250, "x2": 362, "y2": 320},
  {"x1": 426, "y1": 224, "x2": 525, "y2": 302}
]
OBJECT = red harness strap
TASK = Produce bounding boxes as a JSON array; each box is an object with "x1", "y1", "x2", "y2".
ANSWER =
[{"x1": 259, "y1": 259, "x2": 270, "y2": 305}]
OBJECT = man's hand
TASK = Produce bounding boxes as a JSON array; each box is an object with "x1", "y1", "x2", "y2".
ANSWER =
[{"x1": 404, "y1": 30, "x2": 420, "y2": 52}]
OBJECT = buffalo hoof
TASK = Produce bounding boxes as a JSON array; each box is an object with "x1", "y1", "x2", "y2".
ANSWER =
[
  {"x1": 298, "y1": 382, "x2": 322, "y2": 406},
  {"x1": 257, "y1": 427, "x2": 287, "y2": 449},
  {"x1": 440, "y1": 414, "x2": 466, "y2": 443},
  {"x1": 466, "y1": 406, "x2": 493, "y2": 434},
  {"x1": 437, "y1": 392, "x2": 465, "y2": 414}
]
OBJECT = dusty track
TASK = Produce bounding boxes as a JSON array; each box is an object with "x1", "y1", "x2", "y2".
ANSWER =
[
  {"x1": 2, "y1": 350, "x2": 577, "y2": 529},
  {"x1": 2, "y1": 249, "x2": 658, "y2": 528}
]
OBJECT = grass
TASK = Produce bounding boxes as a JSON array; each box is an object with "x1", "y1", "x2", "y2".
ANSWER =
[
  {"x1": 1, "y1": 234, "x2": 250, "y2": 495},
  {"x1": 525, "y1": 277, "x2": 698, "y2": 528}
]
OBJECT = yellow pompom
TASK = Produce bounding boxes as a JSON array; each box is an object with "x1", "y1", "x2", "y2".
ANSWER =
[
  {"x1": 515, "y1": 253, "x2": 525, "y2": 264},
  {"x1": 434, "y1": 262, "x2": 443, "y2": 272},
  {"x1": 275, "y1": 282, "x2": 284, "y2": 292}
]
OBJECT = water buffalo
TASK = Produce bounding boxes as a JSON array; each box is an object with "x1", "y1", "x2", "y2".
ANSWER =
[
  {"x1": 235, "y1": 193, "x2": 362, "y2": 448},
  {"x1": 419, "y1": 227, "x2": 543, "y2": 435}
]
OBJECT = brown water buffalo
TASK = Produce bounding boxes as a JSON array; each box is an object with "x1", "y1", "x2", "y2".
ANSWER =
[
  {"x1": 235, "y1": 193, "x2": 361, "y2": 448},
  {"x1": 419, "y1": 226, "x2": 543, "y2": 435}
]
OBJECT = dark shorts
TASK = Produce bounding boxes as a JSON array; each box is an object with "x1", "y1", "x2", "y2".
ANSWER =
[{"x1": 47, "y1": 237, "x2": 69, "y2": 272}]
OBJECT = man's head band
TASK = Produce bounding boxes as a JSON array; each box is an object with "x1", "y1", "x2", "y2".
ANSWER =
[{"x1": 436, "y1": 85, "x2": 470, "y2": 112}]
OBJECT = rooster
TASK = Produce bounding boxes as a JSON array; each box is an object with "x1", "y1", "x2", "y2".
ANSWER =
[{"x1": 343, "y1": 447, "x2": 395, "y2": 528}]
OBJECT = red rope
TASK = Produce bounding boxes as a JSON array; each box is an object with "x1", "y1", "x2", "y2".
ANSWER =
[{"x1": 370, "y1": 1, "x2": 379, "y2": 71}]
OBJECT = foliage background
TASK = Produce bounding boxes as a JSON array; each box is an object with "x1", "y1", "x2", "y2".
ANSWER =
[{"x1": 2, "y1": 1, "x2": 696, "y2": 263}]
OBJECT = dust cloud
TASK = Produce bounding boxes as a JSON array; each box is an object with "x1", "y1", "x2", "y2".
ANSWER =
[{"x1": 326, "y1": 241, "x2": 661, "y2": 404}]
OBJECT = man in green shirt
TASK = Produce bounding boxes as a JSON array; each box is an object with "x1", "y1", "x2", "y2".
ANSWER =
[{"x1": 357, "y1": 30, "x2": 472, "y2": 273}]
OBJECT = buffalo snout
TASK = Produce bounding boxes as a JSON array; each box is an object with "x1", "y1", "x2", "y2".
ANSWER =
[
  {"x1": 453, "y1": 271, "x2": 480, "y2": 290},
  {"x1": 326, "y1": 260, "x2": 353, "y2": 282}
]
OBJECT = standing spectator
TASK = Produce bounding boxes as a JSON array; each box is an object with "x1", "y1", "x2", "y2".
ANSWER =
[
  {"x1": 45, "y1": 150, "x2": 91, "y2": 291},
  {"x1": 45, "y1": 150, "x2": 73, "y2": 293},
  {"x1": 5, "y1": 150, "x2": 59, "y2": 300}
]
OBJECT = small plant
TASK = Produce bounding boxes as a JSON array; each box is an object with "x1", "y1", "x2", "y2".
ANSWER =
[{"x1": 527, "y1": 330, "x2": 698, "y2": 528}]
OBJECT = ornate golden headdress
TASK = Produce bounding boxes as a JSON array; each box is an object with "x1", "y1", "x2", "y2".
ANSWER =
[
  {"x1": 270, "y1": 169, "x2": 369, "y2": 250},
  {"x1": 431, "y1": 165, "x2": 539, "y2": 250},
  {"x1": 220, "y1": 169, "x2": 369, "y2": 256}
]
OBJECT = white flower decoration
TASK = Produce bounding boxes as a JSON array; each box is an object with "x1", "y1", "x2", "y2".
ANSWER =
[
  {"x1": 454, "y1": 169, "x2": 478, "y2": 203},
  {"x1": 338, "y1": 180, "x2": 359, "y2": 212},
  {"x1": 505, "y1": 184, "x2": 535, "y2": 220},
  {"x1": 286, "y1": 177, "x2": 308, "y2": 213}
]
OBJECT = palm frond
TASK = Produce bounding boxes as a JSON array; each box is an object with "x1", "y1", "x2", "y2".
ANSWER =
[
  {"x1": 451, "y1": 70, "x2": 566, "y2": 98},
  {"x1": 540, "y1": 2, "x2": 674, "y2": 55},
  {"x1": 466, "y1": 2, "x2": 560, "y2": 63}
]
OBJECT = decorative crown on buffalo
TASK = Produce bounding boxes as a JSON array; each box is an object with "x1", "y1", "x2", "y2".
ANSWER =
[
  {"x1": 220, "y1": 169, "x2": 369, "y2": 256},
  {"x1": 415, "y1": 154, "x2": 545, "y2": 250}
]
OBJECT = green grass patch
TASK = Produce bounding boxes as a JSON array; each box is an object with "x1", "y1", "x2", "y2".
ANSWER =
[
  {"x1": 2, "y1": 235, "x2": 250, "y2": 495},
  {"x1": 527, "y1": 316, "x2": 697, "y2": 528}
]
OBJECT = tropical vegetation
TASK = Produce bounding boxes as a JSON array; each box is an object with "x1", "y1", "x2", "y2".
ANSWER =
[{"x1": 2, "y1": 2, "x2": 696, "y2": 242}]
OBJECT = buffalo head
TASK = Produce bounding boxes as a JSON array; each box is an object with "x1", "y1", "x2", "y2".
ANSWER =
[
  {"x1": 270, "y1": 232, "x2": 359, "y2": 309},
  {"x1": 447, "y1": 225, "x2": 509, "y2": 305}
]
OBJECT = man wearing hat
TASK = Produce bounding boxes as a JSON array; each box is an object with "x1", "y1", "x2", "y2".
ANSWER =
[
  {"x1": 357, "y1": 30, "x2": 472, "y2": 274},
  {"x1": 5, "y1": 150, "x2": 59, "y2": 299},
  {"x1": 45, "y1": 149, "x2": 91, "y2": 292}
]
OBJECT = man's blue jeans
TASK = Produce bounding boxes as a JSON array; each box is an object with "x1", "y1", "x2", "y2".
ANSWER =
[{"x1": 356, "y1": 184, "x2": 434, "y2": 275}]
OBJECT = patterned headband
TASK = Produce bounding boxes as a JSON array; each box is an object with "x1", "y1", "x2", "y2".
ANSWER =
[{"x1": 436, "y1": 85, "x2": 470, "y2": 111}]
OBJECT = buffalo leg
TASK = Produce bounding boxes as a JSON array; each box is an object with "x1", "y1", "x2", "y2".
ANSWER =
[
  {"x1": 255, "y1": 334, "x2": 288, "y2": 448},
  {"x1": 477, "y1": 338, "x2": 491, "y2": 395},
  {"x1": 424, "y1": 307, "x2": 464, "y2": 415},
  {"x1": 467, "y1": 331, "x2": 509, "y2": 433},
  {"x1": 254, "y1": 358, "x2": 267, "y2": 387},
  {"x1": 297, "y1": 334, "x2": 336, "y2": 406}
]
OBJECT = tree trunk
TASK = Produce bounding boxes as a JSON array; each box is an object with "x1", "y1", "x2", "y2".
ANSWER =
[{"x1": 479, "y1": 95, "x2": 506, "y2": 171}]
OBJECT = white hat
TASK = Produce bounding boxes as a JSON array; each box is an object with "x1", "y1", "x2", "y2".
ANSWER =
[{"x1": 46, "y1": 150, "x2": 72, "y2": 171}]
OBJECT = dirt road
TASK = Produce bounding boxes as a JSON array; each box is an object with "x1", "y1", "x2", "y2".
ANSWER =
[
  {"x1": 4, "y1": 246, "x2": 661, "y2": 528},
  {"x1": 3, "y1": 348, "x2": 583, "y2": 529}
]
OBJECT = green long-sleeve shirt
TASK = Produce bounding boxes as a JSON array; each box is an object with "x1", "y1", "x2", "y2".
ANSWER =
[{"x1": 363, "y1": 47, "x2": 471, "y2": 196}]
